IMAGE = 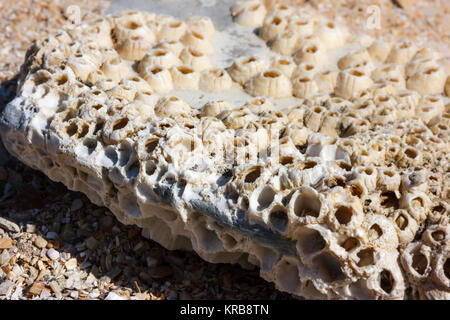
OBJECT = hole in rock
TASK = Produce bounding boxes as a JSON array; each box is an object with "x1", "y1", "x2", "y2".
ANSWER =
[
  {"x1": 431, "y1": 230, "x2": 445, "y2": 242},
  {"x1": 368, "y1": 224, "x2": 383, "y2": 241},
  {"x1": 56, "y1": 74, "x2": 68, "y2": 85},
  {"x1": 145, "y1": 139, "x2": 159, "y2": 154},
  {"x1": 404, "y1": 148, "x2": 418, "y2": 159},
  {"x1": 313, "y1": 252, "x2": 345, "y2": 282},
  {"x1": 444, "y1": 258, "x2": 450, "y2": 280},
  {"x1": 222, "y1": 233, "x2": 237, "y2": 249},
  {"x1": 335, "y1": 206, "x2": 353, "y2": 225},
  {"x1": 178, "y1": 66, "x2": 193, "y2": 74},
  {"x1": 123, "y1": 21, "x2": 141, "y2": 30},
  {"x1": 380, "y1": 192, "x2": 399, "y2": 210},
  {"x1": 276, "y1": 261, "x2": 301, "y2": 293},
  {"x1": 412, "y1": 252, "x2": 428, "y2": 275},
  {"x1": 264, "y1": 70, "x2": 280, "y2": 78},
  {"x1": 66, "y1": 123, "x2": 78, "y2": 137},
  {"x1": 112, "y1": 118, "x2": 129, "y2": 131},
  {"x1": 305, "y1": 45, "x2": 317, "y2": 53},
  {"x1": 280, "y1": 156, "x2": 293, "y2": 165},
  {"x1": 257, "y1": 186, "x2": 275, "y2": 211},
  {"x1": 379, "y1": 269, "x2": 394, "y2": 294},
  {"x1": 78, "y1": 124, "x2": 89, "y2": 138},
  {"x1": 244, "y1": 167, "x2": 261, "y2": 183},
  {"x1": 297, "y1": 228, "x2": 326, "y2": 254},
  {"x1": 341, "y1": 237, "x2": 359, "y2": 252},
  {"x1": 357, "y1": 248, "x2": 374, "y2": 267},
  {"x1": 293, "y1": 191, "x2": 321, "y2": 218},
  {"x1": 269, "y1": 209, "x2": 288, "y2": 233},
  {"x1": 395, "y1": 213, "x2": 408, "y2": 230},
  {"x1": 145, "y1": 162, "x2": 157, "y2": 176}
]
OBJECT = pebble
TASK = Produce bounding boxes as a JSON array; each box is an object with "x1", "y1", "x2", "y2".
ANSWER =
[
  {"x1": 85, "y1": 236, "x2": 99, "y2": 251},
  {"x1": 105, "y1": 292, "x2": 126, "y2": 300},
  {"x1": 65, "y1": 258, "x2": 78, "y2": 271},
  {"x1": 34, "y1": 236, "x2": 47, "y2": 249},
  {"x1": 146, "y1": 256, "x2": 158, "y2": 268},
  {"x1": 0, "y1": 237, "x2": 13, "y2": 249},
  {"x1": 149, "y1": 266, "x2": 173, "y2": 279},
  {"x1": 26, "y1": 223, "x2": 36, "y2": 233},
  {"x1": 70, "y1": 291, "x2": 79, "y2": 299},
  {"x1": 0, "y1": 250, "x2": 10, "y2": 266},
  {"x1": 47, "y1": 248, "x2": 60, "y2": 260},
  {"x1": 0, "y1": 217, "x2": 20, "y2": 233},
  {"x1": 70, "y1": 199, "x2": 83, "y2": 212},
  {"x1": 40, "y1": 288, "x2": 51, "y2": 299},
  {"x1": 100, "y1": 215, "x2": 114, "y2": 230},
  {"x1": 0, "y1": 280, "x2": 14, "y2": 296},
  {"x1": 46, "y1": 231, "x2": 58, "y2": 240},
  {"x1": 49, "y1": 281, "x2": 62, "y2": 298},
  {"x1": 28, "y1": 282, "x2": 45, "y2": 296}
]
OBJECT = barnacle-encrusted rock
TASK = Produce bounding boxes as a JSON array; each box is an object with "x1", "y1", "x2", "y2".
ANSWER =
[{"x1": 1, "y1": 1, "x2": 449, "y2": 300}]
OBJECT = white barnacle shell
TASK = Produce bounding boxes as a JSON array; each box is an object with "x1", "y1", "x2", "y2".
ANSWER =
[
  {"x1": 233, "y1": 1, "x2": 267, "y2": 28},
  {"x1": 199, "y1": 68, "x2": 233, "y2": 92},
  {"x1": 170, "y1": 64, "x2": 200, "y2": 90},
  {"x1": 181, "y1": 30, "x2": 215, "y2": 55},
  {"x1": 386, "y1": 40, "x2": 418, "y2": 64},
  {"x1": 245, "y1": 69, "x2": 293, "y2": 98},
  {"x1": 186, "y1": 16, "x2": 215, "y2": 39},
  {"x1": 158, "y1": 20, "x2": 187, "y2": 41},
  {"x1": 293, "y1": 41, "x2": 326, "y2": 65},
  {"x1": 200, "y1": 100, "x2": 232, "y2": 117},
  {"x1": 406, "y1": 66, "x2": 447, "y2": 95},
  {"x1": 139, "y1": 48, "x2": 181, "y2": 71},
  {"x1": 244, "y1": 97, "x2": 274, "y2": 114},
  {"x1": 315, "y1": 20, "x2": 348, "y2": 50},
  {"x1": 335, "y1": 68, "x2": 373, "y2": 100},
  {"x1": 269, "y1": 29, "x2": 299, "y2": 56},
  {"x1": 140, "y1": 65, "x2": 174, "y2": 94},
  {"x1": 179, "y1": 47, "x2": 212, "y2": 72},
  {"x1": 270, "y1": 56, "x2": 296, "y2": 77},
  {"x1": 292, "y1": 76, "x2": 318, "y2": 99},
  {"x1": 155, "y1": 40, "x2": 185, "y2": 57},
  {"x1": 154, "y1": 96, "x2": 191, "y2": 118},
  {"x1": 228, "y1": 56, "x2": 270, "y2": 84},
  {"x1": 259, "y1": 15, "x2": 287, "y2": 41}
]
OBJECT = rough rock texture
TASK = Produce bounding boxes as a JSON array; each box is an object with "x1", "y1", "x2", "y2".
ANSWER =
[{"x1": 0, "y1": 0, "x2": 449, "y2": 299}]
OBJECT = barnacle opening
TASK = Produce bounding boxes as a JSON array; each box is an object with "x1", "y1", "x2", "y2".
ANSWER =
[{"x1": 379, "y1": 269, "x2": 394, "y2": 294}]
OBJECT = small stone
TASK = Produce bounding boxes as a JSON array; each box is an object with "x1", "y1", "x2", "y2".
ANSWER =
[
  {"x1": 105, "y1": 292, "x2": 125, "y2": 300},
  {"x1": 0, "y1": 217, "x2": 20, "y2": 233},
  {"x1": 100, "y1": 215, "x2": 114, "y2": 230},
  {"x1": 149, "y1": 266, "x2": 173, "y2": 279},
  {"x1": 0, "y1": 250, "x2": 10, "y2": 266},
  {"x1": 40, "y1": 288, "x2": 51, "y2": 299},
  {"x1": 65, "y1": 258, "x2": 77, "y2": 271},
  {"x1": 146, "y1": 256, "x2": 158, "y2": 268},
  {"x1": 26, "y1": 223, "x2": 37, "y2": 233},
  {"x1": 0, "y1": 238, "x2": 13, "y2": 249},
  {"x1": 34, "y1": 236, "x2": 47, "y2": 249},
  {"x1": 28, "y1": 282, "x2": 45, "y2": 296},
  {"x1": 85, "y1": 236, "x2": 99, "y2": 251},
  {"x1": 0, "y1": 280, "x2": 14, "y2": 296},
  {"x1": 70, "y1": 199, "x2": 83, "y2": 212},
  {"x1": 70, "y1": 291, "x2": 79, "y2": 299},
  {"x1": 47, "y1": 248, "x2": 60, "y2": 260},
  {"x1": 46, "y1": 231, "x2": 58, "y2": 240}
]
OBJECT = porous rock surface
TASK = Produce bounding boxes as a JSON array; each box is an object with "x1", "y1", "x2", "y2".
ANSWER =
[{"x1": 0, "y1": 0, "x2": 449, "y2": 300}]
